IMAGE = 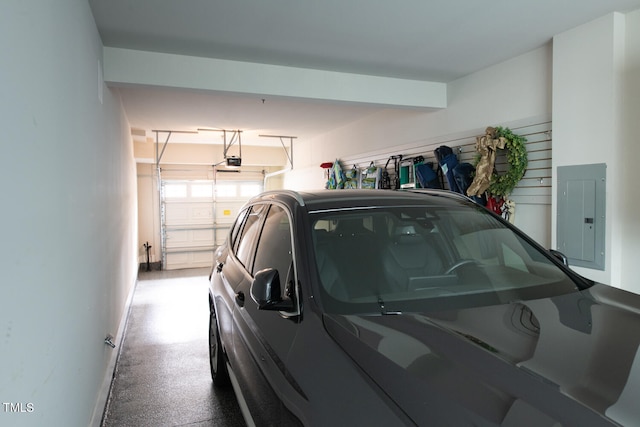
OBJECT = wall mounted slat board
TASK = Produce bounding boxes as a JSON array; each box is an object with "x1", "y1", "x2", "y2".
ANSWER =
[{"x1": 339, "y1": 116, "x2": 552, "y2": 206}]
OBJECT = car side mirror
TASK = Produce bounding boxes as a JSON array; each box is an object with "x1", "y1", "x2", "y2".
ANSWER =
[
  {"x1": 549, "y1": 249, "x2": 569, "y2": 266},
  {"x1": 251, "y1": 268, "x2": 294, "y2": 311}
]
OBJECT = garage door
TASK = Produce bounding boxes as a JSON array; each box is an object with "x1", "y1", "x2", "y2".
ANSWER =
[{"x1": 162, "y1": 179, "x2": 262, "y2": 270}]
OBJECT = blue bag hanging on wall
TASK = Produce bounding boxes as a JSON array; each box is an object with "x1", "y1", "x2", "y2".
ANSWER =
[
  {"x1": 415, "y1": 162, "x2": 442, "y2": 189},
  {"x1": 452, "y1": 162, "x2": 485, "y2": 204},
  {"x1": 434, "y1": 146, "x2": 461, "y2": 193}
]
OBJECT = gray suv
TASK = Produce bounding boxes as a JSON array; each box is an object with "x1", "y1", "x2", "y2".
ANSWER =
[{"x1": 209, "y1": 189, "x2": 640, "y2": 426}]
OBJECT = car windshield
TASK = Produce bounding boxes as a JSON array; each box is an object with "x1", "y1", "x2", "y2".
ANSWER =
[{"x1": 311, "y1": 204, "x2": 580, "y2": 314}]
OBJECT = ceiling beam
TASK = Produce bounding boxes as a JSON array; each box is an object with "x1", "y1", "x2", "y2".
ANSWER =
[{"x1": 103, "y1": 47, "x2": 446, "y2": 109}]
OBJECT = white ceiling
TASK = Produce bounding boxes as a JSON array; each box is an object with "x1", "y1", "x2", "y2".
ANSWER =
[
  {"x1": 90, "y1": 0, "x2": 640, "y2": 146},
  {"x1": 117, "y1": 86, "x2": 391, "y2": 146}
]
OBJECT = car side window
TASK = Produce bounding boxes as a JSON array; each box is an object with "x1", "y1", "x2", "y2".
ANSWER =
[
  {"x1": 252, "y1": 205, "x2": 294, "y2": 292},
  {"x1": 230, "y1": 208, "x2": 249, "y2": 251},
  {"x1": 235, "y1": 204, "x2": 267, "y2": 269}
]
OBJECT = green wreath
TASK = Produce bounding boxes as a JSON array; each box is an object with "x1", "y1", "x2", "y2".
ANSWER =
[{"x1": 486, "y1": 126, "x2": 528, "y2": 197}]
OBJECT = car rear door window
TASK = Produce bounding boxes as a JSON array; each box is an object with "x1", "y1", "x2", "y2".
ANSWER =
[
  {"x1": 235, "y1": 204, "x2": 267, "y2": 269},
  {"x1": 252, "y1": 205, "x2": 293, "y2": 288},
  {"x1": 229, "y1": 208, "x2": 249, "y2": 251}
]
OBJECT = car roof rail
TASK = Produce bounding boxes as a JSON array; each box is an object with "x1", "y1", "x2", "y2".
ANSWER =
[
  {"x1": 255, "y1": 189, "x2": 306, "y2": 206},
  {"x1": 404, "y1": 188, "x2": 471, "y2": 202}
]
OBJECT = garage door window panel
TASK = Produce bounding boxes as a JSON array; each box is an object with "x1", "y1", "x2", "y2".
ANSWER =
[
  {"x1": 240, "y1": 183, "x2": 262, "y2": 198},
  {"x1": 164, "y1": 183, "x2": 188, "y2": 198},
  {"x1": 191, "y1": 183, "x2": 213, "y2": 198},
  {"x1": 217, "y1": 183, "x2": 237, "y2": 198}
]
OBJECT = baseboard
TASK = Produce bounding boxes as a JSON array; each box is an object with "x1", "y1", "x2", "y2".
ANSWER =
[{"x1": 89, "y1": 276, "x2": 138, "y2": 427}]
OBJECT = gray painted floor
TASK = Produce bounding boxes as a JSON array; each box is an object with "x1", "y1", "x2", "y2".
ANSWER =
[{"x1": 101, "y1": 268, "x2": 246, "y2": 427}]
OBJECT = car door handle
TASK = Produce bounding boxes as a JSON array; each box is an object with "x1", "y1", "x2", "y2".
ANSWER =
[
  {"x1": 216, "y1": 262, "x2": 224, "y2": 272},
  {"x1": 235, "y1": 291, "x2": 245, "y2": 307}
]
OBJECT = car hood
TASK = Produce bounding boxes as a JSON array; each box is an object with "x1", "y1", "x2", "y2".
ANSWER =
[{"x1": 323, "y1": 284, "x2": 640, "y2": 426}]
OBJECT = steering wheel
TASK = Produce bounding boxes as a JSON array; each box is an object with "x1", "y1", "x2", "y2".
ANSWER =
[{"x1": 444, "y1": 259, "x2": 478, "y2": 275}]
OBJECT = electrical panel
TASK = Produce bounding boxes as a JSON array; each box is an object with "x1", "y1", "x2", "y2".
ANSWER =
[{"x1": 557, "y1": 163, "x2": 606, "y2": 270}]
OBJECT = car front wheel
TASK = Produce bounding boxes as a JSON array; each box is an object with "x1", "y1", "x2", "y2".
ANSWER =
[{"x1": 209, "y1": 304, "x2": 230, "y2": 386}]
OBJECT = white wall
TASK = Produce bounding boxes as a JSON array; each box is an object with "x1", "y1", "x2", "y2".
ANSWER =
[
  {"x1": 287, "y1": 45, "x2": 554, "y2": 246},
  {"x1": 0, "y1": 1, "x2": 138, "y2": 426},
  {"x1": 137, "y1": 164, "x2": 160, "y2": 265},
  {"x1": 622, "y1": 10, "x2": 640, "y2": 293},
  {"x1": 552, "y1": 13, "x2": 629, "y2": 287},
  {"x1": 292, "y1": 45, "x2": 551, "y2": 169}
]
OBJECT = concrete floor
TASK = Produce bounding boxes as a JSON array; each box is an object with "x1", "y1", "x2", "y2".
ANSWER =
[{"x1": 101, "y1": 268, "x2": 246, "y2": 427}]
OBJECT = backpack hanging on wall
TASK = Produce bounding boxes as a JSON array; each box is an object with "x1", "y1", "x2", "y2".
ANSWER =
[
  {"x1": 361, "y1": 162, "x2": 380, "y2": 189},
  {"x1": 415, "y1": 162, "x2": 442, "y2": 189},
  {"x1": 344, "y1": 165, "x2": 359, "y2": 189},
  {"x1": 332, "y1": 160, "x2": 345, "y2": 189},
  {"x1": 452, "y1": 162, "x2": 485, "y2": 204},
  {"x1": 434, "y1": 145, "x2": 461, "y2": 193}
]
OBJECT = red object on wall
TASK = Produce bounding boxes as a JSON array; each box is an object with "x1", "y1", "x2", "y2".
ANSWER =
[{"x1": 486, "y1": 196, "x2": 504, "y2": 215}]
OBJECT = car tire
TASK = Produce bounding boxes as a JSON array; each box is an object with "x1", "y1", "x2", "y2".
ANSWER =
[{"x1": 209, "y1": 304, "x2": 230, "y2": 387}]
